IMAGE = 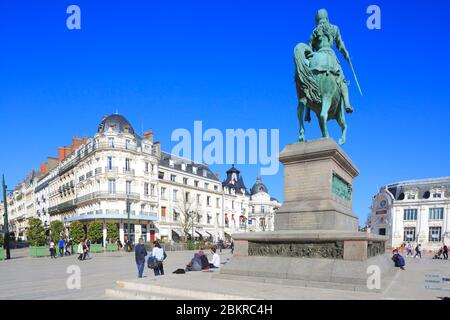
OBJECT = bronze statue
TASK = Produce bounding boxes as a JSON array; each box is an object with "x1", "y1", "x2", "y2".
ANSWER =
[{"x1": 295, "y1": 9, "x2": 362, "y2": 145}]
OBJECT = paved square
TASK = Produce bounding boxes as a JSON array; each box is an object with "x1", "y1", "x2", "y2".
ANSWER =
[{"x1": 0, "y1": 248, "x2": 449, "y2": 300}]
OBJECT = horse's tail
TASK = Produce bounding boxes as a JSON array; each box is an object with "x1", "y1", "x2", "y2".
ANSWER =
[{"x1": 294, "y1": 43, "x2": 321, "y2": 104}]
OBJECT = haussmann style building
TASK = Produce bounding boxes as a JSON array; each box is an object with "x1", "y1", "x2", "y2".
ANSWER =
[
  {"x1": 368, "y1": 177, "x2": 450, "y2": 251},
  {"x1": 1, "y1": 114, "x2": 281, "y2": 245}
]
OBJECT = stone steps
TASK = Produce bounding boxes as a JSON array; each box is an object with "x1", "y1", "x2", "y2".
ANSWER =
[{"x1": 104, "y1": 280, "x2": 257, "y2": 300}]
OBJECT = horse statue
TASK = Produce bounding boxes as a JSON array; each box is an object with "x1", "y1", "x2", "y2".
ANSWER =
[{"x1": 294, "y1": 9, "x2": 361, "y2": 145}]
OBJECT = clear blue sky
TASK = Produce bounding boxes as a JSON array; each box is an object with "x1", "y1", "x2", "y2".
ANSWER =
[{"x1": 1, "y1": 0, "x2": 449, "y2": 225}]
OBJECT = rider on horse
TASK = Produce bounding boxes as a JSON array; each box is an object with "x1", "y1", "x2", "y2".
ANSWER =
[{"x1": 304, "y1": 9, "x2": 353, "y2": 122}]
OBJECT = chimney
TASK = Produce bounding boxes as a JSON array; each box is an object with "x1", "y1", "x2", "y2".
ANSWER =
[
  {"x1": 154, "y1": 142, "x2": 161, "y2": 159},
  {"x1": 71, "y1": 137, "x2": 84, "y2": 150},
  {"x1": 41, "y1": 162, "x2": 47, "y2": 175},
  {"x1": 58, "y1": 147, "x2": 65, "y2": 161},
  {"x1": 64, "y1": 146, "x2": 72, "y2": 159},
  {"x1": 144, "y1": 130, "x2": 153, "y2": 142}
]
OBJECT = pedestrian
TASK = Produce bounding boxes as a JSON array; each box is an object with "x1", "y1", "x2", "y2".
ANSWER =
[
  {"x1": 58, "y1": 238, "x2": 65, "y2": 257},
  {"x1": 151, "y1": 241, "x2": 166, "y2": 276},
  {"x1": 392, "y1": 249, "x2": 406, "y2": 270},
  {"x1": 406, "y1": 242, "x2": 413, "y2": 257},
  {"x1": 85, "y1": 238, "x2": 91, "y2": 259},
  {"x1": 414, "y1": 244, "x2": 422, "y2": 259},
  {"x1": 65, "y1": 239, "x2": 71, "y2": 256},
  {"x1": 117, "y1": 238, "x2": 123, "y2": 251},
  {"x1": 49, "y1": 239, "x2": 56, "y2": 258},
  {"x1": 208, "y1": 246, "x2": 221, "y2": 269},
  {"x1": 77, "y1": 240, "x2": 85, "y2": 260},
  {"x1": 443, "y1": 243, "x2": 448, "y2": 260},
  {"x1": 135, "y1": 238, "x2": 148, "y2": 278},
  {"x1": 230, "y1": 240, "x2": 234, "y2": 254}
]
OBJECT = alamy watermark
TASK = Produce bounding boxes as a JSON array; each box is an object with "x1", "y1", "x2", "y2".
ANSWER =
[{"x1": 171, "y1": 121, "x2": 280, "y2": 175}]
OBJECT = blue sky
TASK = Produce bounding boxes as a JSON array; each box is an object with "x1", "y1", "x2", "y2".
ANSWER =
[{"x1": 1, "y1": 0, "x2": 449, "y2": 224}]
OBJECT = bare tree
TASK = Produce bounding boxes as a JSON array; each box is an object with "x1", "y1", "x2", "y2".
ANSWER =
[{"x1": 174, "y1": 190, "x2": 200, "y2": 242}]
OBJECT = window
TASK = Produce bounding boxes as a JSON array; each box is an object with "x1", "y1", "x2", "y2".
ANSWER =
[
  {"x1": 379, "y1": 228, "x2": 386, "y2": 236},
  {"x1": 404, "y1": 227, "x2": 416, "y2": 241},
  {"x1": 207, "y1": 214, "x2": 212, "y2": 224},
  {"x1": 161, "y1": 187, "x2": 166, "y2": 200},
  {"x1": 183, "y1": 178, "x2": 188, "y2": 185},
  {"x1": 145, "y1": 162, "x2": 149, "y2": 173},
  {"x1": 126, "y1": 181, "x2": 131, "y2": 195},
  {"x1": 161, "y1": 206, "x2": 166, "y2": 217},
  {"x1": 185, "y1": 192, "x2": 190, "y2": 202},
  {"x1": 108, "y1": 179, "x2": 116, "y2": 194},
  {"x1": 144, "y1": 183, "x2": 149, "y2": 196},
  {"x1": 429, "y1": 227, "x2": 442, "y2": 242},
  {"x1": 197, "y1": 194, "x2": 201, "y2": 204},
  {"x1": 169, "y1": 160, "x2": 174, "y2": 167},
  {"x1": 261, "y1": 205, "x2": 265, "y2": 213},
  {"x1": 158, "y1": 171, "x2": 165, "y2": 179},
  {"x1": 173, "y1": 189, "x2": 178, "y2": 201},
  {"x1": 192, "y1": 167, "x2": 197, "y2": 174},
  {"x1": 125, "y1": 158, "x2": 131, "y2": 171},
  {"x1": 150, "y1": 184, "x2": 155, "y2": 196},
  {"x1": 173, "y1": 211, "x2": 179, "y2": 221},
  {"x1": 216, "y1": 198, "x2": 220, "y2": 208},
  {"x1": 407, "y1": 194, "x2": 415, "y2": 200},
  {"x1": 107, "y1": 157, "x2": 113, "y2": 170},
  {"x1": 170, "y1": 175, "x2": 176, "y2": 182},
  {"x1": 181, "y1": 163, "x2": 186, "y2": 171},
  {"x1": 125, "y1": 139, "x2": 131, "y2": 149},
  {"x1": 403, "y1": 209, "x2": 417, "y2": 221},
  {"x1": 214, "y1": 185, "x2": 218, "y2": 191},
  {"x1": 108, "y1": 138, "x2": 115, "y2": 148},
  {"x1": 194, "y1": 180, "x2": 199, "y2": 187},
  {"x1": 433, "y1": 193, "x2": 442, "y2": 198},
  {"x1": 207, "y1": 196, "x2": 211, "y2": 206},
  {"x1": 203, "y1": 169, "x2": 208, "y2": 177},
  {"x1": 204, "y1": 183, "x2": 209, "y2": 190},
  {"x1": 429, "y1": 208, "x2": 444, "y2": 220}
]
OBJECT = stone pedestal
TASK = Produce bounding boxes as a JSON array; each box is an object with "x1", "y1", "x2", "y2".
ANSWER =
[
  {"x1": 275, "y1": 139, "x2": 358, "y2": 231},
  {"x1": 216, "y1": 139, "x2": 395, "y2": 292}
]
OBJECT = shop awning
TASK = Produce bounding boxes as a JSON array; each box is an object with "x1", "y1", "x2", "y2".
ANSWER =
[
  {"x1": 195, "y1": 229, "x2": 210, "y2": 238},
  {"x1": 172, "y1": 229, "x2": 186, "y2": 237}
]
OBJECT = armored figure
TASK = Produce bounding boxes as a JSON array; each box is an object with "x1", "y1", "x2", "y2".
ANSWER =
[{"x1": 294, "y1": 9, "x2": 362, "y2": 145}]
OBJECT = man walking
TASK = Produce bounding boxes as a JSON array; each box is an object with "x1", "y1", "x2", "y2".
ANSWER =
[
  {"x1": 443, "y1": 243, "x2": 448, "y2": 260},
  {"x1": 414, "y1": 244, "x2": 422, "y2": 259},
  {"x1": 58, "y1": 238, "x2": 65, "y2": 257},
  {"x1": 135, "y1": 238, "x2": 147, "y2": 278}
]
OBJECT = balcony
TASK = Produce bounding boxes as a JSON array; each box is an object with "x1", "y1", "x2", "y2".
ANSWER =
[
  {"x1": 104, "y1": 167, "x2": 119, "y2": 174},
  {"x1": 123, "y1": 168, "x2": 135, "y2": 176},
  {"x1": 75, "y1": 192, "x2": 140, "y2": 205},
  {"x1": 48, "y1": 199, "x2": 76, "y2": 215}
]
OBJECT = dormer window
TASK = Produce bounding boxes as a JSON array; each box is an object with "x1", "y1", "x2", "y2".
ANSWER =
[
  {"x1": 192, "y1": 166, "x2": 197, "y2": 174},
  {"x1": 124, "y1": 125, "x2": 130, "y2": 134},
  {"x1": 181, "y1": 163, "x2": 186, "y2": 171},
  {"x1": 203, "y1": 169, "x2": 208, "y2": 178},
  {"x1": 433, "y1": 193, "x2": 442, "y2": 198},
  {"x1": 169, "y1": 160, "x2": 174, "y2": 167}
]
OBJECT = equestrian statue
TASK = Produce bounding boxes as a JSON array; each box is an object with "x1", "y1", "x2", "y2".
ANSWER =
[{"x1": 294, "y1": 8, "x2": 362, "y2": 145}]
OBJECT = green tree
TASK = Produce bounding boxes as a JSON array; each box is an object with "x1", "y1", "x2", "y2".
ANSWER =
[
  {"x1": 27, "y1": 218, "x2": 47, "y2": 246},
  {"x1": 106, "y1": 223, "x2": 119, "y2": 243},
  {"x1": 50, "y1": 220, "x2": 65, "y2": 240},
  {"x1": 0, "y1": 233, "x2": 4, "y2": 247},
  {"x1": 87, "y1": 221, "x2": 103, "y2": 244},
  {"x1": 69, "y1": 221, "x2": 85, "y2": 244}
]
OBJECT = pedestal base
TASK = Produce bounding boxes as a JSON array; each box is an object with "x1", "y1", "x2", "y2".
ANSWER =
[{"x1": 217, "y1": 230, "x2": 394, "y2": 292}]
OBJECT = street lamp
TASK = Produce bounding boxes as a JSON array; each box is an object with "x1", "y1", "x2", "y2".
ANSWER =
[{"x1": 2, "y1": 175, "x2": 12, "y2": 260}]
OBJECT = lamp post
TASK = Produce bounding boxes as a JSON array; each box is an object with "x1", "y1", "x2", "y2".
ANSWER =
[
  {"x1": 126, "y1": 198, "x2": 131, "y2": 251},
  {"x1": 2, "y1": 175, "x2": 11, "y2": 260}
]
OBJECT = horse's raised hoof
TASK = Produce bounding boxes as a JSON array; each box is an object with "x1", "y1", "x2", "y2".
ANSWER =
[
  {"x1": 338, "y1": 137, "x2": 346, "y2": 145},
  {"x1": 345, "y1": 106, "x2": 354, "y2": 114}
]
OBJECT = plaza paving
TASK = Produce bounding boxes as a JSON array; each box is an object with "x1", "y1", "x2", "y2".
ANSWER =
[{"x1": 0, "y1": 248, "x2": 449, "y2": 300}]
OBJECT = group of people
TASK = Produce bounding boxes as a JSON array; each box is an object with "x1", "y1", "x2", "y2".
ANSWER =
[
  {"x1": 135, "y1": 238, "x2": 166, "y2": 278},
  {"x1": 403, "y1": 242, "x2": 423, "y2": 258},
  {"x1": 185, "y1": 246, "x2": 221, "y2": 272},
  {"x1": 49, "y1": 238, "x2": 73, "y2": 258},
  {"x1": 433, "y1": 243, "x2": 449, "y2": 260},
  {"x1": 76, "y1": 239, "x2": 92, "y2": 261}
]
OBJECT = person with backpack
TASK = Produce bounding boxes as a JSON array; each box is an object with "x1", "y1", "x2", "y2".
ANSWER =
[
  {"x1": 392, "y1": 249, "x2": 406, "y2": 270},
  {"x1": 151, "y1": 241, "x2": 166, "y2": 276},
  {"x1": 414, "y1": 244, "x2": 422, "y2": 259},
  {"x1": 135, "y1": 238, "x2": 148, "y2": 278}
]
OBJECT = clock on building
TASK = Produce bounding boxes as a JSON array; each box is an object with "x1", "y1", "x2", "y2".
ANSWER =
[{"x1": 380, "y1": 200, "x2": 387, "y2": 208}]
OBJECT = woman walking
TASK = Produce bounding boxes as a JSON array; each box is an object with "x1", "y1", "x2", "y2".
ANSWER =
[{"x1": 151, "y1": 241, "x2": 166, "y2": 276}]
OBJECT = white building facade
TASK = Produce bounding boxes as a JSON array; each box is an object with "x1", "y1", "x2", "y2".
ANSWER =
[
  {"x1": 368, "y1": 177, "x2": 450, "y2": 251},
  {"x1": 2, "y1": 114, "x2": 282, "y2": 245}
]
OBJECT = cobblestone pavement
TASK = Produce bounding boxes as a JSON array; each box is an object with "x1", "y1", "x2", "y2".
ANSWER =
[{"x1": 0, "y1": 248, "x2": 448, "y2": 300}]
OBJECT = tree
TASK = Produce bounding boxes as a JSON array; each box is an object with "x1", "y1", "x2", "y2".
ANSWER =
[
  {"x1": 27, "y1": 218, "x2": 47, "y2": 246},
  {"x1": 69, "y1": 221, "x2": 85, "y2": 244},
  {"x1": 50, "y1": 220, "x2": 65, "y2": 240},
  {"x1": 175, "y1": 191, "x2": 199, "y2": 242},
  {"x1": 87, "y1": 221, "x2": 103, "y2": 244},
  {"x1": 106, "y1": 223, "x2": 119, "y2": 243},
  {"x1": 0, "y1": 233, "x2": 4, "y2": 247}
]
